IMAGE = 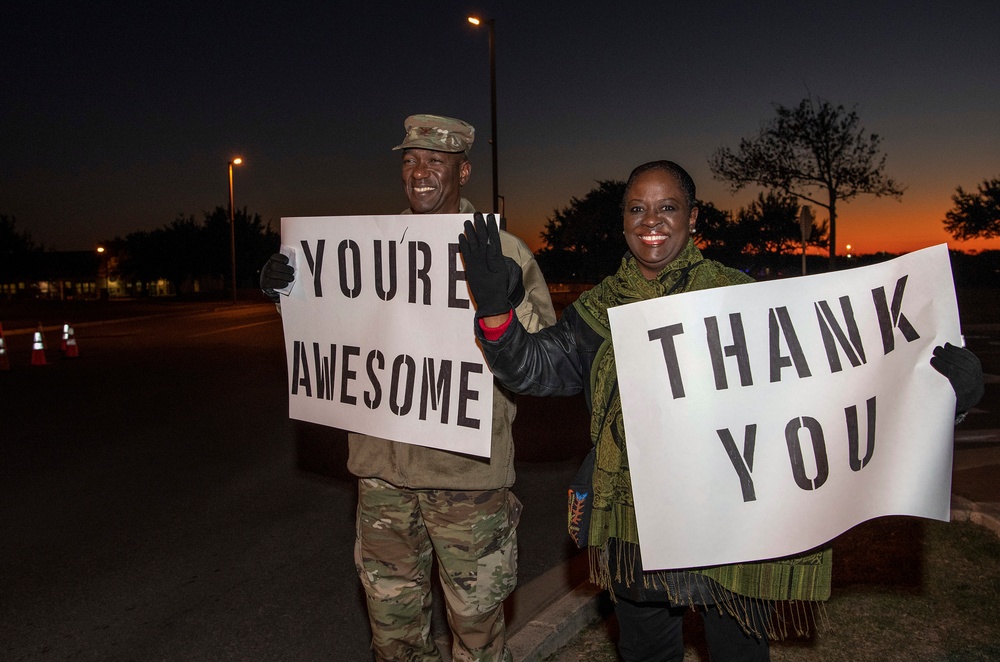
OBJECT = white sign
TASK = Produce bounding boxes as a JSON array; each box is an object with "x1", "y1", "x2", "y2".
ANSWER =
[
  {"x1": 608, "y1": 244, "x2": 961, "y2": 569},
  {"x1": 279, "y1": 215, "x2": 494, "y2": 457}
]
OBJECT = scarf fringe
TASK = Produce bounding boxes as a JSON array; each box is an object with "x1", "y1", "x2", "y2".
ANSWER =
[
  {"x1": 698, "y1": 597, "x2": 829, "y2": 640},
  {"x1": 587, "y1": 544, "x2": 830, "y2": 640}
]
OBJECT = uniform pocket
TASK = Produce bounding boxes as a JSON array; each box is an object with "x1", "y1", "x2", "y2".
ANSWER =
[{"x1": 475, "y1": 491, "x2": 521, "y2": 610}]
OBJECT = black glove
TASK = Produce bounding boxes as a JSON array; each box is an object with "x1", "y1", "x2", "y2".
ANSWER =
[
  {"x1": 260, "y1": 252, "x2": 294, "y2": 303},
  {"x1": 458, "y1": 212, "x2": 525, "y2": 317},
  {"x1": 931, "y1": 342, "x2": 985, "y2": 414}
]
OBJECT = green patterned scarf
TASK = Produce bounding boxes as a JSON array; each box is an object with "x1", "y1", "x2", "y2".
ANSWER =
[{"x1": 572, "y1": 240, "x2": 832, "y2": 633}]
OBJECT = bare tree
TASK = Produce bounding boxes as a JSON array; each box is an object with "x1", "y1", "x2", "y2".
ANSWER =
[{"x1": 709, "y1": 98, "x2": 904, "y2": 269}]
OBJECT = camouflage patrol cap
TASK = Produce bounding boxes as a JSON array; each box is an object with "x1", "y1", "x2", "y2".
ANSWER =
[{"x1": 392, "y1": 114, "x2": 475, "y2": 154}]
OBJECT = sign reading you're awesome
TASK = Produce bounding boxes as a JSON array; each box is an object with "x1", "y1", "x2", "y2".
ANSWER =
[
  {"x1": 609, "y1": 244, "x2": 962, "y2": 570},
  {"x1": 279, "y1": 215, "x2": 492, "y2": 457}
]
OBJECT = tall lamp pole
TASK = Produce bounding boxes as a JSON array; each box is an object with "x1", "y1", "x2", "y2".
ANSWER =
[
  {"x1": 96, "y1": 246, "x2": 108, "y2": 299},
  {"x1": 228, "y1": 157, "x2": 243, "y2": 304},
  {"x1": 798, "y1": 205, "x2": 813, "y2": 276},
  {"x1": 468, "y1": 16, "x2": 499, "y2": 215}
]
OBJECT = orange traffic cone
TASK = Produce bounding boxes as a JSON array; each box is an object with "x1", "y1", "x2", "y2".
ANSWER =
[
  {"x1": 31, "y1": 324, "x2": 47, "y2": 366},
  {"x1": 0, "y1": 323, "x2": 9, "y2": 371},
  {"x1": 64, "y1": 324, "x2": 79, "y2": 358},
  {"x1": 61, "y1": 323, "x2": 69, "y2": 352}
]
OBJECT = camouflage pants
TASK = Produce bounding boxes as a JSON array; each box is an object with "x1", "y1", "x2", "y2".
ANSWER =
[{"x1": 354, "y1": 478, "x2": 521, "y2": 662}]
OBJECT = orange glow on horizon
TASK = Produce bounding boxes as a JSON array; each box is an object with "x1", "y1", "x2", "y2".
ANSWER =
[
  {"x1": 512, "y1": 195, "x2": 1000, "y2": 257},
  {"x1": 831, "y1": 202, "x2": 1000, "y2": 256},
  {"x1": 515, "y1": 216, "x2": 1000, "y2": 256}
]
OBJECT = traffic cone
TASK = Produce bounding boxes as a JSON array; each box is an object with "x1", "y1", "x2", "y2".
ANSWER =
[
  {"x1": 0, "y1": 323, "x2": 9, "y2": 371},
  {"x1": 31, "y1": 324, "x2": 47, "y2": 366},
  {"x1": 61, "y1": 323, "x2": 70, "y2": 352},
  {"x1": 64, "y1": 324, "x2": 79, "y2": 358}
]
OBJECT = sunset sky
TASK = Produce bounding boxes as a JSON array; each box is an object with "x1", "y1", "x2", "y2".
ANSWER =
[{"x1": 3, "y1": 1, "x2": 998, "y2": 256}]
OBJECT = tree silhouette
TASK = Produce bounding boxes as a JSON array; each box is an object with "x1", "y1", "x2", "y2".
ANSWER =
[
  {"x1": 535, "y1": 180, "x2": 627, "y2": 282},
  {"x1": 740, "y1": 192, "x2": 825, "y2": 256},
  {"x1": 943, "y1": 176, "x2": 1000, "y2": 241},
  {"x1": 0, "y1": 214, "x2": 41, "y2": 255},
  {"x1": 695, "y1": 194, "x2": 827, "y2": 275},
  {"x1": 0, "y1": 214, "x2": 43, "y2": 286},
  {"x1": 709, "y1": 97, "x2": 903, "y2": 270},
  {"x1": 111, "y1": 207, "x2": 278, "y2": 295},
  {"x1": 692, "y1": 200, "x2": 742, "y2": 266},
  {"x1": 535, "y1": 180, "x2": 830, "y2": 281}
]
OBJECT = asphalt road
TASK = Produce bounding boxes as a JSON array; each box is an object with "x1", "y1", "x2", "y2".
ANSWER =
[
  {"x1": 0, "y1": 301, "x2": 590, "y2": 661},
  {"x1": 4, "y1": 298, "x2": 996, "y2": 661}
]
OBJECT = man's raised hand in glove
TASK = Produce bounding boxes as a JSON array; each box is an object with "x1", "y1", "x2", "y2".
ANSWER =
[
  {"x1": 931, "y1": 342, "x2": 985, "y2": 418},
  {"x1": 260, "y1": 253, "x2": 294, "y2": 303},
  {"x1": 458, "y1": 212, "x2": 525, "y2": 325}
]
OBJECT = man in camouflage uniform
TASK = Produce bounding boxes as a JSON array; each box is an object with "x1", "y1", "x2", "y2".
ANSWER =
[{"x1": 260, "y1": 115, "x2": 555, "y2": 661}]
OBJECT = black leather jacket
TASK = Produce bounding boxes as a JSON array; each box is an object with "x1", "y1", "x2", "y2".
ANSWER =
[
  {"x1": 477, "y1": 302, "x2": 727, "y2": 604},
  {"x1": 476, "y1": 303, "x2": 605, "y2": 411}
]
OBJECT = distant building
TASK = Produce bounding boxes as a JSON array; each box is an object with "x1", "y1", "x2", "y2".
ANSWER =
[
  {"x1": 1, "y1": 251, "x2": 99, "y2": 300},
  {"x1": 0, "y1": 250, "x2": 176, "y2": 300}
]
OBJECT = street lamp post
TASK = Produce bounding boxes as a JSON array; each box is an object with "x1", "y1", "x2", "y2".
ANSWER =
[
  {"x1": 798, "y1": 205, "x2": 813, "y2": 276},
  {"x1": 228, "y1": 157, "x2": 243, "y2": 304},
  {"x1": 96, "y1": 246, "x2": 108, "y2": 300},
  {"x1": 467, "y1": 16, "x2": 499, "y2": 215}
]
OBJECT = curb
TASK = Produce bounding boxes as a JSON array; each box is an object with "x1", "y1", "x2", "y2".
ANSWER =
[
  {"x1": 951, "y1": 495, "x2": 1000, "y2": 539},
  {"x1": 508, "y1": 582, "x2": 604, "y2": 661},
  {"x1": 512, "y1": 494, "x2": 1000, "y2": 662}
]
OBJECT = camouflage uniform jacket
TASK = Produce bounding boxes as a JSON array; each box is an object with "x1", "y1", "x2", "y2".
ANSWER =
[{"x1": 346, "y1": 199, "x2": 556, "y2": 490}]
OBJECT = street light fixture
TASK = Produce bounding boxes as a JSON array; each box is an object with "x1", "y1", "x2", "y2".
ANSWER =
[
  {"x1": 467, "y1": 16, "x2": 499, "y2": 215},
  {"x1": 228, "y1": 157, "x2": 243, "y2": 304}
]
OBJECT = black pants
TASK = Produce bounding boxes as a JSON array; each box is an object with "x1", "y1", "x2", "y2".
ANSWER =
[{"x1": 613, "y1": 594, "x2": 770, "y2": 662}]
